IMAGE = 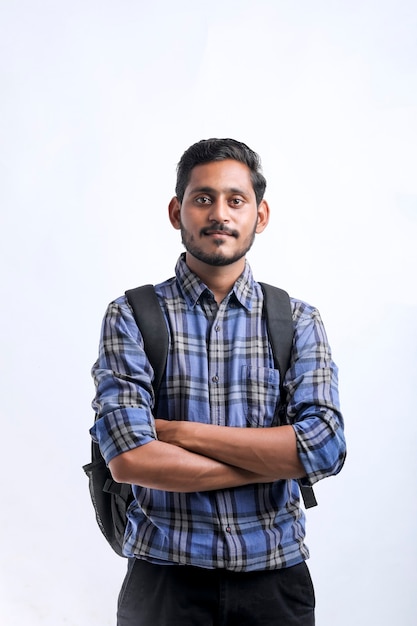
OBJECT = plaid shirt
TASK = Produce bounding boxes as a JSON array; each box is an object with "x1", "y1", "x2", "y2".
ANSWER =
[{"x1": 91, "y1": 254, "x2": 346, "y2": 571}]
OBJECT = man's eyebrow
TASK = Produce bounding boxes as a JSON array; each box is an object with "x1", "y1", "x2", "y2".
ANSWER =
[
  {"x1": 188, "y1": 186, "x2": 249, "y2": 195},
  {"x1": 188, "y1": 186, "x2": 216, "y2": 195}
]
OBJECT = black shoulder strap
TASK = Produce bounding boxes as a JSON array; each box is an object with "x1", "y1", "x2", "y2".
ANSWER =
[
  {"x1": 125, "y1": 284, "x2": 168, "y2": 394},
  {"x1": 259, "y1": 283, "x2": 293, "y2": 380},
  {"x1": 260, "y1": 282, "x2": 318, "y2": 510}
]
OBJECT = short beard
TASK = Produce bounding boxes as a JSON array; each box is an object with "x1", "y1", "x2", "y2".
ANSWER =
[{"x1": 180, "y1": 221, "x2": 257, "y2": 267}]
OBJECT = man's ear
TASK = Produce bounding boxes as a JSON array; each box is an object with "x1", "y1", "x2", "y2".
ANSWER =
[
  {"x1": 168, "y1": 196, "x2": 181, "y2": 230},
  {"x1": 255, "y1": 199, "x2": 270, "y2": 234}
]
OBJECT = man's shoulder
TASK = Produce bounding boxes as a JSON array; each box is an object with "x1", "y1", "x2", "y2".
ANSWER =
[
  {"x1": 289, "y1": 297, "x2": 317, "y2": 315},
  {"x1": 255, "y1": 280, "x2": 317, "y2": 319}
]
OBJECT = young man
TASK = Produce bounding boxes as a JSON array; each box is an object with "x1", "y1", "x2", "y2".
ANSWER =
[{"x1": 91, "y1": 138, "x2": 346, "y2": 625}]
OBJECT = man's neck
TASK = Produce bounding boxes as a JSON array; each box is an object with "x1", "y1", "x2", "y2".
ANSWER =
[{"x1": 185, "y1": 253, "x2": 245, "y2": 304}]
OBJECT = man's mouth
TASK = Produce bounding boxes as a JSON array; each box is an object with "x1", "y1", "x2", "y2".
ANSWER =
[{"x1": 201, "y1": 226, "x2": 238, "y2": 238}]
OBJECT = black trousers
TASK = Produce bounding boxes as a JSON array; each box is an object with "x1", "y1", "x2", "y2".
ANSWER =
[{"x1": 117, "y1": 559, "x2": 315, "y2": 626}]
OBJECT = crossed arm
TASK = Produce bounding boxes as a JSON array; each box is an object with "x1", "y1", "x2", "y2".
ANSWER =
[
  {"x1": 109, "y1": 421, "x2": 305, "y2": 492},
  {"x1": 101, "y1": 299, "x2": 344, "y2": 493}
]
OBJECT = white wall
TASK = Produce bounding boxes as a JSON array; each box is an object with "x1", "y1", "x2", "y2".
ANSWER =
[{"x1": 1, "y1": 1, "x2": 416, "y2": 624}]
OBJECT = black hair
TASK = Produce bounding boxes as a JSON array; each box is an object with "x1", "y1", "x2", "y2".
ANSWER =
[{"x1": 175, "y1": 138, "x2": 267, "y2": 205}]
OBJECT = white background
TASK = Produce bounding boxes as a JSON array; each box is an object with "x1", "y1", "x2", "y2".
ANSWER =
[{"x1": 1, "y1": 1, "x2": 416, "y2": 624}]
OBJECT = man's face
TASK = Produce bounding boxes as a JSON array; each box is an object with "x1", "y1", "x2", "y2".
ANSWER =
[{"x1": 169, "y1": 159, "x2": 269, "y2": 268}]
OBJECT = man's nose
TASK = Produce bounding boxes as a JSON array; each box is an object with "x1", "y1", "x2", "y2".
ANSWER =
[{"x1": 208, "y1": 198, "x2": 229, "y2": 223}]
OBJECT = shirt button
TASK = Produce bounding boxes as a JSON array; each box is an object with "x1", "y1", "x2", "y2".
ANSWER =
[
  {"x1": 226, "y1": 526, "x2": 232, "y2": 533},
  {"x1": 212, "y1": 375, "x2": 219, "y2": 383},
  {"x1": 215, "y1": 325, "x2": 220, "y2": 332}
]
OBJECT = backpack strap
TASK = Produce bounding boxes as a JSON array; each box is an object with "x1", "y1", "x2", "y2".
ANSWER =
[
  {"x1": 259, "y1": 283, "x2": 293, "y2": 379},
  {"x1": 260, "y1": 283, "x2": 318, "y2": 509},
  {"x1": 125, "y1": 285, "x2": 169, "y2": 395}
]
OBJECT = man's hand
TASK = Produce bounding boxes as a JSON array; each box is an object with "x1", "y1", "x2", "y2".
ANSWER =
[{"x1": 155, "y1": 418, "x2": 193, "y2": 448}]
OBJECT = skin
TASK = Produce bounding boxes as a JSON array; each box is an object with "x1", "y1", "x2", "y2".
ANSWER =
[{"x1": 109, "y1": 159, "x2": 305, "y2": 490}]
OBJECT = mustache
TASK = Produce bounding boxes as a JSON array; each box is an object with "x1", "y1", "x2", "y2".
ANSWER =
[{"x1": 200, "y1": 224, "x2": 239, "y2": 237}]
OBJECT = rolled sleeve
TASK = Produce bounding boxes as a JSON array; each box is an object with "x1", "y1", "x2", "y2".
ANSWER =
[
  {"x1": 91, "y1": 407, "x2": 156, "y2": 464},
  {"x1": 286, "y1": 301, "x2": 346, "y2": 484},
  {"x1": 90, "y1": 297, "x2": 157, "y2": 464}
]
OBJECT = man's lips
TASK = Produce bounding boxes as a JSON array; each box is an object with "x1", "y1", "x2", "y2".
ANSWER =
[{"x1": 201, "y1": 227, "x2": 238, "y2": 238}]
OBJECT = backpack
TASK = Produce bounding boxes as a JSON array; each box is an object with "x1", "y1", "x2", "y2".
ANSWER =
[{"x1": 83, "y1": 283, "x2": 317, "y2": 557}]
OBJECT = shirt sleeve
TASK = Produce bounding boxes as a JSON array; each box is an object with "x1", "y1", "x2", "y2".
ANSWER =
[
  {"x1": 90, "y1": 297, "x2": 157, "y2": 464},
  {"x1": 286, "y1": 301, "x2": 346, "y2": 485}
]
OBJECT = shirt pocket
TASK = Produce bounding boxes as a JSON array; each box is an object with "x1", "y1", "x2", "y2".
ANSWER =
[{"x1": 241, "y1": 365, "x2": 281, "y2": 427}]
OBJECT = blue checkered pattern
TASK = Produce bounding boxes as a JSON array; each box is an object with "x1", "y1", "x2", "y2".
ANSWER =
[{"x1": 91, "y1": 255, "x2": 345, "y2": 571}]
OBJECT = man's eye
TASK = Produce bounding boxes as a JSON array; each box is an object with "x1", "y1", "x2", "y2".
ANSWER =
[
  {"x1": 196, "y1": 196, "x2": 211, "y2": 204},
  {"x1": 231, "y1": 198, "x2": 244, "y2": 206}
]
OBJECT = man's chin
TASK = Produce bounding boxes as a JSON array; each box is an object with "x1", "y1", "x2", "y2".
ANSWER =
[{"x1": 187, "y1": 250, "x2": 244, "y2": 267}]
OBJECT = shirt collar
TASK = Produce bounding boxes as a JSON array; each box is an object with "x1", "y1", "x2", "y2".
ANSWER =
[{"x1": 175, "y1": 253, "x2": 255, "y2": 311}]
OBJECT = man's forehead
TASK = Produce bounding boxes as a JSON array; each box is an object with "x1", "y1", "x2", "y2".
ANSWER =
[{"x1": 185, "y1": 159, "x2": 253, "y2": 192}]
